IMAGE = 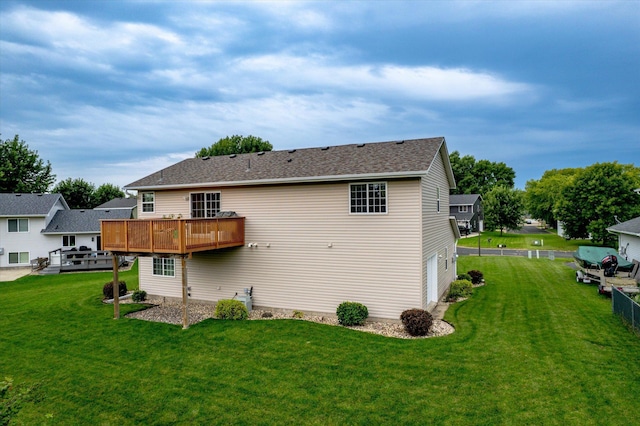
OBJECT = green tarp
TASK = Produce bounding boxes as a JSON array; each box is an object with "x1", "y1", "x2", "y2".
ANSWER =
[{"x1": 573, "y1": 246, "x2": 634, "y2": 272}]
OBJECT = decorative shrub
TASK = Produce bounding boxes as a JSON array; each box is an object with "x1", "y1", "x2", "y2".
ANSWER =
[
  {"x1": 103, "y1": 281, "x2": 127, "y2": 299},
  {"x1": 214, "y1": 299, "x2": 248, "y2": 320},
  {"x1": 292, "y1": 310, "x2": 304, "y2": 319},
  {"x1": 447, "y1": 279, "x2": 473, "y2": 301},
  {"x1": 457, "y1": 273, "x2": 472, "y2": 282},
  {"x1": 132, "y1": 290, "x2": 147, "y2": 303},
  {"x1": 336, "y1": 301, "x2": 369, "y2": 326},
  {"x1": 467, "y1": 270, "x2": 484, "y2": 285},
  {"x1": 400, "y1": 308, "x2": 433, "y2": 336}
]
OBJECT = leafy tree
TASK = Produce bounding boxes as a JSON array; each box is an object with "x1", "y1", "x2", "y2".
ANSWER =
[
  {"x1": 53, "y1": 178, "x2": 96, "y2": 209},
  {"x1": 484, "y1": 185, "x2": 525, "y2": 235},
  {"x1": 93, "y1": 183, "x2": 125, "y2": 207},
  {"x1": 449, "y1": 151, "x2": 515, "y2": 196},
  {"x1": 556, "y1": 162, "x2": 640, "y2": 246},
  {"x1": 0, "y1": 135, "x2": 55, "y2": 193},
  {"x1": 196, "y1": 135, "x2": 273, "y2": 157},
  {"x1": 524, "y1": 168, "x2": 579, "y2": 227}
]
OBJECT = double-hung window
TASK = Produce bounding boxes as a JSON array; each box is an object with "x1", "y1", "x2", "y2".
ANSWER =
[
  {"x1": 191, "y1": 192, "x2": 221, "y2": 218},
  {"x1": 63, "y1": 235, "x2": 76, "y2": 247},
  {"x1": 141, "y1": 192, "x2": 155, "y2": 213},
  {"x1": 9, "y1": 252, "x2": 29, "y2": 264},
  {"x1": 458, "y1": 205, "x2": 469, "y2": 213},
  {"x1": 153, "y1": 258, "x2": 175, "y2": 277},
  {"x1": 350, "y1": 182, "x2": 387, "y2": 214},
  {"x1": 8, "y1": 218, "x2": 29, "y2": 233}
]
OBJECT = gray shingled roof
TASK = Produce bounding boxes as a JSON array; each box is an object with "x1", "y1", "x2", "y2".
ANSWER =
[
  {"x1": 125, "y1": 137, "x2": 450, "y2": 189},
  {"x1": 607, "y1": 216, "x2": 640, "y2": 237},
  {"x1": 0, "y1": 193, "x2": 68, "y2": 216},
  {"x1": 42, "y1": 209, "x2": 133, "y2": 234},
  {"x1": 95, "y1": 197, "x2": 137, "y2": 210},
  {"x1": 450, "y1": 194, "x2": 481, "y2": 206}
]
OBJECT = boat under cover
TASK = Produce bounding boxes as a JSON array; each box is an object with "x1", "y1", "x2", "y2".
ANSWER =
[{"x1": 573, "y1": 246, "x2": 633, "y2": 272}]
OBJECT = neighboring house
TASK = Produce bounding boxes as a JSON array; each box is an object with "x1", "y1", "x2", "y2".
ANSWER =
[
  {"x1": 106, "y1": 137, "x2": 460, "y2": 320},
  {"x1": 449, "y1": 194, "x2": 483, "y2": 234},
  {"x1": 0, "y1": 193, "x2": 132, "y2": 269},
  {"x1": 0, "y1": 193, "x2": 69, "y2": 268},
  {"x1": 95, "y1": 197, "x2": 138, "y2": 218},
  {"x1": 607, "y1": 216, "x2": 640, "y2": 262}
]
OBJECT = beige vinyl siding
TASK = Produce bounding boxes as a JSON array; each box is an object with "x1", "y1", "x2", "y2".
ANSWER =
[
  {"x1": 421, "y1": 147, "x2": 457, "y2": 308},
  {"x1": 139, "y1": 179, "x2": 423, "y2": 319}
]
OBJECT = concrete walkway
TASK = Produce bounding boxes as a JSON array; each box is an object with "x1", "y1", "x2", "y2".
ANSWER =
[{"x1": 0, "y1": 267, "x2": 33, "y2": 282}]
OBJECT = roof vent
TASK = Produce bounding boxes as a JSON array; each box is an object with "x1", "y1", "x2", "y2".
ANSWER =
[
  {"x1": 202, "y1": 156, "x2": 210, "y2": 160},
  {"x1": 257, "y1": 151, "x2": 265, "y2": 156},
  {"x1": 396, "y1": 140, "x2": 405, "y2": 144},
  {"x1": 321, "y1": 146, "x2": 330, "y2": 151},
  {"x1": 230, "y1": 154, "x2": 237, "y2": 158},
  {"x1": 288, "y1": 149, "x2": 296, "y2": 153},
  {"x1": 357, "y1": 143, "x2": 365, "y2": 148},
  {"x1": 16, "y1": 194, "x2": 21, "y2": 197},
  {"x1": 287, "y1": 158, "x2": 292, "y2": 163}
]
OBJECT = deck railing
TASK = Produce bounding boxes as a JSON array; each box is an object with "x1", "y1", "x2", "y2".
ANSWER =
[{"x1": 100, "y1": 217, "x2": 245, "y2": 254}]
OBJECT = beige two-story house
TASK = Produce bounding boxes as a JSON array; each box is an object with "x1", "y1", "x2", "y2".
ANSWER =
[{"x1": 103, "y1": 137, "x2": 460, "y2": 320}]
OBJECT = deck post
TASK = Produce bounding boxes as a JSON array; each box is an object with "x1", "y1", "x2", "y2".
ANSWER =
[
  {"x1": 181, "y1": 256, "x2": 189, "y2": 329},
  {"x1": 112, "y1": 254, "x2": 119, "y2": 320}
]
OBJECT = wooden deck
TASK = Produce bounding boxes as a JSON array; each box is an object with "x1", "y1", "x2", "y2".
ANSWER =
[{"x1": 100, "y1": 217, "x2": 245, "y2": 255}]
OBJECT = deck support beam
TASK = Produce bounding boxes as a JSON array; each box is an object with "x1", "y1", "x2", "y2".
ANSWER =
[
  {"x1": 112, "y1": 254, "x2": 120, "y2": 320},
  {"x1": 181, "y1": 256, "x2": 189, "y2": 329}
]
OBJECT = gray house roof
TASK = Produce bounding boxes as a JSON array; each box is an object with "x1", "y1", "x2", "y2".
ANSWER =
[
  {"x1": 125, "y1": 137, "x2": 455, "y2": 190},
  {"x1": 450, "y1": 194, "x2": 482, "y2": 206},
  {"x1": 95, "y1": 197, "x2": 137, "y2": 210},
  {"x1": 607, "y1": 216, "x2": 640, "y2": 237},
  {"x1": 42, "y1": 209, "x2": 133, "y2": 234},
  {"x1": 0, "y1": 193, "x2": 69, "y2": 217}
]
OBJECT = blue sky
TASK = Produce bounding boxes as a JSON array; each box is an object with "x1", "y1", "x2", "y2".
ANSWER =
[{"x1": 1, "y1": 0, "x2": 638, "y2": 190}]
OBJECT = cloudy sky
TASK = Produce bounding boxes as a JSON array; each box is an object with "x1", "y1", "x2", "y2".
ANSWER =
[{"x1": 1, "y1": 0, "x2": 638, "y2": 190}]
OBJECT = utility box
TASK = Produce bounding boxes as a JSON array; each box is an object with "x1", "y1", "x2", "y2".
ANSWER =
[{"x1": 236, "y1": 295, "x2": 252, "y2": 312}]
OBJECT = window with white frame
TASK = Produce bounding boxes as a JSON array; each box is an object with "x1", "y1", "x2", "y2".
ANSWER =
[
  {"x1": 153, "y1": 258, "x2": 175, "y2": 277},
  {"x1": 458, "y1": 205, "x2": 469, "y2": 213},
  {"x1": 141, "y1": 192, "x2": 155, "y2": 213},
  {"x1": 445, "y1": 247, "x2": 449, "y2": 271},
  {"x1": 191, "y1": 192, "x2": 221, "y2": 218},
  {"x1": 9, "y1": 252, "x2": 29, "y2": 264},
  {"x1": 350, "y1": 182, "x2": 387, "y2": 214},
  {"x1": 62, "y1": 235, "x2": 76, "y2": 247},
  {"x1": 8, "y1": 218, "x2": 29, "y2": 233}
]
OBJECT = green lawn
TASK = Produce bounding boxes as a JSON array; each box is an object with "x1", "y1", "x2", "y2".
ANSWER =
[
  {"x1": 2, "y1": 258, "x2": 639, "y2": 425},
  {"x1": 458, "y1": 230, "x2": 597, "y2": 251}
]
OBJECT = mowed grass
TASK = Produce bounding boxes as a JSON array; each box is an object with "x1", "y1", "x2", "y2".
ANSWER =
[
  {"x1": 2, "y1": 258, "x2": 640, "y2": 425},
  {"x1": 458, "y1": 230, "x2": 597, "y2": 251}
]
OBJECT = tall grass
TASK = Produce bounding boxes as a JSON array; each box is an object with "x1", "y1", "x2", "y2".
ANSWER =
[{"x1": 1, "y1": 258, "x2": 639, "y2": 425}]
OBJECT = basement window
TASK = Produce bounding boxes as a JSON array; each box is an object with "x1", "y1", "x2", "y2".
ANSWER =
[
  {"x1": 153, "y1": 258, "x2": 175, "y2": 277},
  {"x1": 350, "y1": 182, "x2": 387, "y2": 214}
]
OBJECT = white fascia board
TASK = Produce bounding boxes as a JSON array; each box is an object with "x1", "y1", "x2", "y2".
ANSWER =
[{"x1": 125, "y1": 171, "x2": 427, "y2": 191}]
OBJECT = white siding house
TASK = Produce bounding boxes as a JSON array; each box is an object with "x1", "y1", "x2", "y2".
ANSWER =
[
  {"x1": 119, "y1": 137, "x2": 460, "y2": 320},
  {"x1": 607, "y1": 216, "x2": 640, "y2": 263}
]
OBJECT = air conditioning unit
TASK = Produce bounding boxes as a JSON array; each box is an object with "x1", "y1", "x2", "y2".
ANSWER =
[{"x1": 236, "y1": 295, "x2": 252, "y2": 312}]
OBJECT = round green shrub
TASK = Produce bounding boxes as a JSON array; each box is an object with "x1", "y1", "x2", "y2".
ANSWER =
[
  {"x1": 132, "y1": 290, "x2": 147, "y2": 303},
  {"x1": 467, "y1": 270, "x2": 484, "y2": 285},
  {"x1": 457, "y1": 273, "x2": 472, "y2": 282},
  {"x1": 215, "y1": 299, "x2": 248, "y2": 320},
  {"x1": 103, "y1": 281, "x2": 127, "y2": 299},
  {"x1": 400, "y1": 308, "x2": 433, "y2": 336},
  {"x1": 447, "y1": 279, "x2": 473, "y2": 301},
  {"x1": 336, "y1": 301, "x2": 368, "y2": 326}
]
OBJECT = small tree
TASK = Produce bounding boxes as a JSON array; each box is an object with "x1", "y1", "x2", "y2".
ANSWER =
[
  {"x1": 93, "y1": 183, "x2": 125, "y2": 207},
  {"x1": 196, "y1": 135, "x2": 273, "y2": 157},
  {"x1": 53, "y1": 178, "x2": 96, "y2": 209},
  {"x1": 484, "y1": 185, "x2": 525, "y2": 235},
  {"x1": 0, "y1": 135, "x2": 55, "y2": 193}
]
